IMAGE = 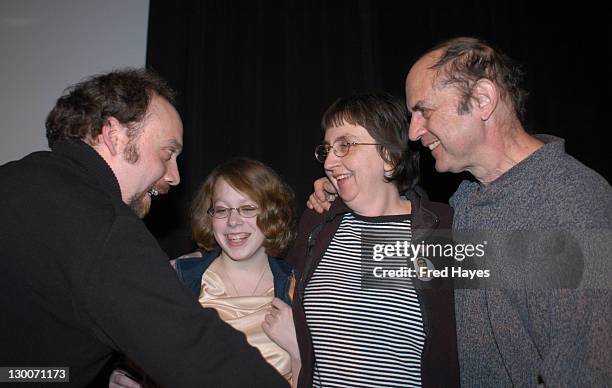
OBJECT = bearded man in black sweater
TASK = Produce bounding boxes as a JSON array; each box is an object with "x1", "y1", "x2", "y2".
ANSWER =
[{"x1": 0, "y1": 69, "x2": 287, "y2": 388}]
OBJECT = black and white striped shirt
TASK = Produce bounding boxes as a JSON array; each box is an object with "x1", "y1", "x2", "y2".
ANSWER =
[{"x1": 304, "y1": 213, "x2": 425, "y2": 387}]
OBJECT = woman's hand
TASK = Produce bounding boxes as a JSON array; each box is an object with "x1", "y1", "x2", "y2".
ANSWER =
[
  {"x1": 263, "y1": 298, "x2": 301, "y2": 388},
  {"x1": 262, "y1": 298, "x2": 300, "y2": 361},
  {"x1": 109, "y1": 369, "x2": 141, "y2": 388}
]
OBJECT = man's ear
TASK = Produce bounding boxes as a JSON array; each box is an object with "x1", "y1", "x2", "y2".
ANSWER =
[
  {"x1": 100, "y1": 117, "x2": 125, "y2": 156},
  {"x1": 473, "y1": 79, "x2": 498, "y2": 121}
]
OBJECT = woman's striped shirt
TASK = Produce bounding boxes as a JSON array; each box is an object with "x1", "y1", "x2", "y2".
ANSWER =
[{"x1": 303, "y1": 212, "x2": 425, "y2": 387}]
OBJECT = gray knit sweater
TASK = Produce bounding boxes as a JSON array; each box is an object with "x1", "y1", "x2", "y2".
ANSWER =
[{"x1": 450, "y1": 135, "x2": 612, "y2": 387}]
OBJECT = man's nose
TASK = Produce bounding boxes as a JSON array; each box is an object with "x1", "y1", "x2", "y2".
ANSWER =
[
  {"x1": 165, "y1": 159, "x2": 181, "y2": 186},
  {"x1": 408, "y1": 114, "x2": 426, "y2": 141}
]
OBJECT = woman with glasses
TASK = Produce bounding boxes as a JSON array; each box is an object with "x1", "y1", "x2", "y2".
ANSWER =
[
  {"x1": 288, "y1": 93, "x2": 459, "y2": 387},
  {"x1": 111, "y1": 158, "x2": 300, "y2": 388}
]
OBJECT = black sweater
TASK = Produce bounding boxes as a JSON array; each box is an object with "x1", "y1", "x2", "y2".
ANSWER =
[{"x1": 0, "y1": 140, "x2": 287, "y2": 387}]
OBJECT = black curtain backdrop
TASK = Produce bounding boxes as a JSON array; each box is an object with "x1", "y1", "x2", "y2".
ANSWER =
[{"x1": 145, "y1": 0, "x2": 611, "y2": 257}]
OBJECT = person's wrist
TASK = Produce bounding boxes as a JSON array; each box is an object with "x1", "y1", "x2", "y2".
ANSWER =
[
  {"x1": 290, "y1": 356, "x2": 301, "y2": 367},
  {"x1": 287, "y1": 343, "x2": 300, "y2": 361}
]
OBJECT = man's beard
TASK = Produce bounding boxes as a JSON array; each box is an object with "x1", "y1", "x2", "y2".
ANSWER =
[
  {"x1": 128, "y1": 190, "x2": 152, "y2": 219},
  {"x1": 124, "y1": 139, "x2": 140, "y2": 163},
  {"x1": 123, "y1": 139, "x2": 151, "y2": 218}
]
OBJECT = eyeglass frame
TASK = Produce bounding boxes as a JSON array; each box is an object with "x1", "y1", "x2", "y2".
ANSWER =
[
  {"x1": 314, "y1": 138, "x2": 381, "y2": 163},
  {"x1": 207, "y1": 205, "x2": 259, "y2": 219}
]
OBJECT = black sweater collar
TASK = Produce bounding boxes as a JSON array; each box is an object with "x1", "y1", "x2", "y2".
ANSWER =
[{"x1": 52, "y1": 140, "x2": 122, "y2": 202}]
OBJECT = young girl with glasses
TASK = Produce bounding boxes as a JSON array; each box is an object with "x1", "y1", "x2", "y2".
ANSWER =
[{"x1": 111, "y1": 158, "x2": 300, "y2": 388}]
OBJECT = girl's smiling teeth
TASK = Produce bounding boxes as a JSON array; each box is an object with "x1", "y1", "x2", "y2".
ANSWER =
[{"x1": 226, "y1": 233, "x2": 250, "y2": 245}]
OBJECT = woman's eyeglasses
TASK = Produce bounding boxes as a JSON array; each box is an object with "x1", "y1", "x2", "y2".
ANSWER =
[
  {"x1": 207, "y1": 205, "x2": 259, "y2": 219},
  {"x1": 314, "y1": 139, "x2": 380, "y2": 163}
]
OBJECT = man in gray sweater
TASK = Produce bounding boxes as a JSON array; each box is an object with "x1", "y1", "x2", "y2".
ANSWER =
[
  {"x1": 405, "y1": 38, "x2": 611, "y2": 386},
  {"x1": 311, "y1": 37, "x2": 611, "y2": 386}
]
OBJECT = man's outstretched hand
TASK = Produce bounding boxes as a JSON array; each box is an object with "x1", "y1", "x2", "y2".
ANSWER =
[{"x1": 306, "y1": 177, "x2": 337, "y2": 213}]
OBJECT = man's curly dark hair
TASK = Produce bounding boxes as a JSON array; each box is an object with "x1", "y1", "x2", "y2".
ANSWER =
[{"x1": 45, "y1": 68, "x2": 175, "y2": 148}]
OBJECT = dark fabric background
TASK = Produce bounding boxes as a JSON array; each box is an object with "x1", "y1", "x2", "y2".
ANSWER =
[{"x1": 144, "y1": 0, "x2": 611, "y2": 257}]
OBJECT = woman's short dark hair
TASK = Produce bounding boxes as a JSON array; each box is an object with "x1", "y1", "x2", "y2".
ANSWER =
[
  {"x1": 191, "y1": 158, "x2": 296, "y2": 257},
  {"x1": 45, "y1": 68, "x2": 176, "y2": 147},
  {"x1": 321, "y1": 92, "x2": 420, "y2": 192}
]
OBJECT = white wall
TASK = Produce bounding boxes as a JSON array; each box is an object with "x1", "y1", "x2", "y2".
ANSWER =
[{"x1": 0, "y1": 0, "x2": 150, "y2": 164}]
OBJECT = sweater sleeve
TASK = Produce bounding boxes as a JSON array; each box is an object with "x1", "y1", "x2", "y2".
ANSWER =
[
  {"x1": 537, "y1": 179, "x2": 612, "y2": 386},
  {"x1": 285, "y1": 209, "x2": 320, "y2": 276},
  {"x1": 536, "y1": 229, "x2": 612, "y2": 386},
  {"x1": 536, "y1": 289, "x2": 611, "y2": 386},
  {"x1": 75, "y1": 215, "x2": 288, "y2": 388}
]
